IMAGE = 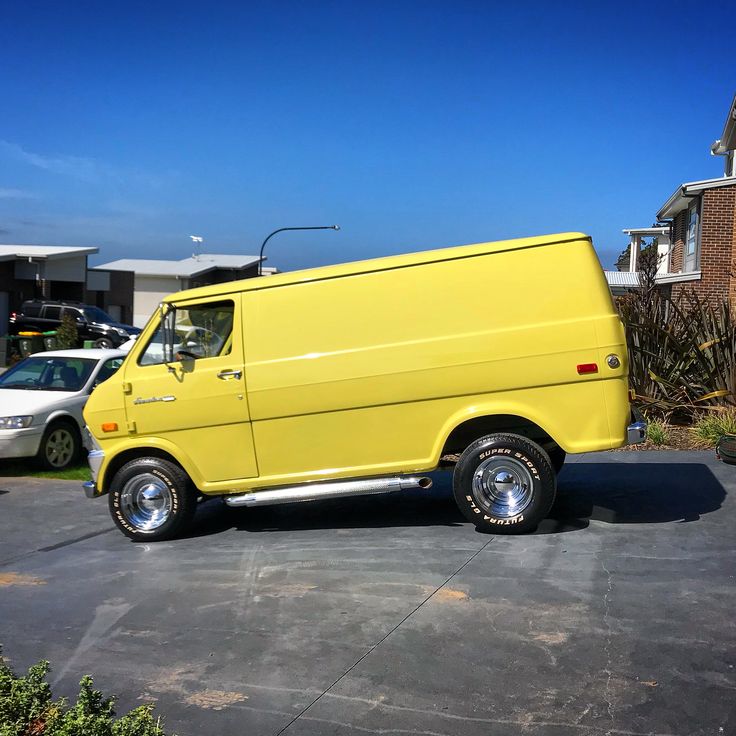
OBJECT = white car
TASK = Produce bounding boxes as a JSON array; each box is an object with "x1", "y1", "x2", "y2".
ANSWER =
[{"x1": 0, "y1": 349, "x2": 125, "y2": 470}]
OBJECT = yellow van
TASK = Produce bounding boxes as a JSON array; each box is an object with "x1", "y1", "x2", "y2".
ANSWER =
[{"x1": 83, "y1": 232, "x2": 644, "y2": 541}]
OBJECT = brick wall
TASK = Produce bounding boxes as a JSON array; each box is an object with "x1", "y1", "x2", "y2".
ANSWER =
[{"x1": 671, "y1": 185, "x2": 736, "y2": 304}]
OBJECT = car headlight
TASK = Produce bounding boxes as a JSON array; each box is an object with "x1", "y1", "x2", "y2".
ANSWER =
[
  {"x1": 0, "y1": 416, "x2": 33, "y2": 429},
  {"x1": 114, "y1": 328, "x2": 129, "y2": 337}
]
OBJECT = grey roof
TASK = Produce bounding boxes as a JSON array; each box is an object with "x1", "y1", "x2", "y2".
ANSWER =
[
  {"x1": 0, "y1": 244, "x2": 98, "y2": 262},
  {"x1": 97, "y1": 253, "x2": 261, "y2": 278},
  {"x1": 605, "y1": 270, "x2": 640, "y2": 288}
]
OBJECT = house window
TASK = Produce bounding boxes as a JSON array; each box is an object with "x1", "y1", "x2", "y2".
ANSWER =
[{"x1": 684, "y1": 201, "x2": 699, "y2": 272}]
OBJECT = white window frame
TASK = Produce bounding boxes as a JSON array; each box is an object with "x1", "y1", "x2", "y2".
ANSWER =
[{"x1": 684, "y1": 200, "x2": 700, "y2": 273}]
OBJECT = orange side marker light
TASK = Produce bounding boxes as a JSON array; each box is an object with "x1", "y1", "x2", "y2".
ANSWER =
[{"x1": 101, "y1": 422, "x2": 118, "y2": 433}]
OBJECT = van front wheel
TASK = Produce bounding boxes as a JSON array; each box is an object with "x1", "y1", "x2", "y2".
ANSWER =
[
  {"x1": 453, "y1": 433, "x2": 556, "y2": 534},
  {"x1": 108, "y1": 458, "x2": 197, "y2": 541}
]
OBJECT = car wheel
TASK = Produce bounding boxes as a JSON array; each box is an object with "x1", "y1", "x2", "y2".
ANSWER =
[
  {"x1": 453, "y1": 433, "x2": 556, "y2": 534},
  {"x1": 108, "y1": 457, "x2": 197, "y2": 541},
  {"x1": 37, "y1": 421, "x2": 81, "y2": 471},
  {"x1": 94, "y1": 337, "x2": 114, "y2": 349}
]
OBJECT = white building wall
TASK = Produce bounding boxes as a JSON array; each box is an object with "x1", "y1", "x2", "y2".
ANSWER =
[{"x1": 133, "y1": 275, "x2": 189, "y2": 327}]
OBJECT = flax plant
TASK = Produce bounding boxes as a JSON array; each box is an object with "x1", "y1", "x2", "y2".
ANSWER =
[{"x1": 618, "y1": 247, "x2": 736, "y2": 419}]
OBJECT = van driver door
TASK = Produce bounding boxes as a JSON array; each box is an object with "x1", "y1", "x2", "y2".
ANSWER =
[{"x1": 124, "y1": 296, "x2": 258, "y2": 483}]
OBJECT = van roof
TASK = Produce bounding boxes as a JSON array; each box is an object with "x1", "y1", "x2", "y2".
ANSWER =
[{"x1": 166, "y1": 232, "x2": 590, "y2": 304}]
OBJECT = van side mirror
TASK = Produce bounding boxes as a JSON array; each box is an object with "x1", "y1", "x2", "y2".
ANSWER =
[{"x1": 176, "y1": 350, "x2": 197, "y2": 363}]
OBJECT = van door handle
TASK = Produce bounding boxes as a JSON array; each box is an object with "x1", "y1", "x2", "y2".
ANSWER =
[{"x1": 217, "y1": 369, "x2": 243, "y2": 380}]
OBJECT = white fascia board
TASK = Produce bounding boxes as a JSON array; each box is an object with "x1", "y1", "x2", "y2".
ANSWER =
[
  {"x1": 712, "y1": 94, "x2": 736, "y2": 154},
  {"x1": 622, "y1": 227, "x2": 670, "y2": 236},
  {"x1": 0, "y1": 245, "x2": 98, "y2": 261},
  {"x1": 656, "y1": 177, "x2": 736, "y2": 220},
  {"x1": 655, "y1": 271, "x2": 702, "y2": 284}
]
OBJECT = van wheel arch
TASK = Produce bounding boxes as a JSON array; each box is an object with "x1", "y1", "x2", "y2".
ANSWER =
[
  {"x1": 102, "y1": 448, "x2": 189, "y2": 494},
  {"x1": 441, "y1": 414, "x2": 563, "y2": 463}
]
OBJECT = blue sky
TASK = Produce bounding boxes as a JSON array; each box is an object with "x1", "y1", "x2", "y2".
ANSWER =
[{"x1": 0, "y1": 0, "x2": 733, "y2": 271}]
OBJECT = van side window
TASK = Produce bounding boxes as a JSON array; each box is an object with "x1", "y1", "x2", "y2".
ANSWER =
[{"x1": 138, "y1": 300, "x2": 235, "y2": 366}]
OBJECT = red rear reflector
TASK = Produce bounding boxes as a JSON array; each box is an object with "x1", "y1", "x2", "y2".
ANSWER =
[
  {"x1": 101, "y1": 422, "x2": 118, "y2": 433},
  {"x1": 577, "y1": 363, "x2": 598, "y2": 375}
]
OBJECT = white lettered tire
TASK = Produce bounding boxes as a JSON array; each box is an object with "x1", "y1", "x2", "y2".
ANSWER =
[
  {"x1": 108, "y1": 457, "x2": 197, "y2": 541},
  {"x1": 453, "y1": 433, "x2": 556, "y2": 533}
]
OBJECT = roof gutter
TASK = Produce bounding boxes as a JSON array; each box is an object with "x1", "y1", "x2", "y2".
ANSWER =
[{"x1": 657, "y1": 184, "x2": 703, "y2": 221}]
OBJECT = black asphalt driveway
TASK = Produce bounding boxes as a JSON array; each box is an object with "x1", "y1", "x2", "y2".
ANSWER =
[{"x1": 1, "y1": 451, "x2": 734, "y2": 735}]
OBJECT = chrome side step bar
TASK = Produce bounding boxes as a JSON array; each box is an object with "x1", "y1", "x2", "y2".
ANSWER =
[{"x1": 223, "y1": 475, "x2": 432, "y2": 508}]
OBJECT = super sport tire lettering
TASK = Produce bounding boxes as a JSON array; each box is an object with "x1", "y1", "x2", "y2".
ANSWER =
[
  {"x1": 452, "y1": 432, "x2": 556, "y2": 535},
  {"x1": 108, "y1": 457, "x2": 197, "y2": 542}
]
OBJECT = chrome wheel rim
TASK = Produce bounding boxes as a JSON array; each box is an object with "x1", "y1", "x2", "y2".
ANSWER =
[
  {"x1": 44, "y1": 428, "x2": 74, "y2": 468},
  {"x1": 120, "y1": 474, "x2": 173, "y2": 531},
  {"x1": 472, "y1": 456, "x2": 534, "y2": 517}
]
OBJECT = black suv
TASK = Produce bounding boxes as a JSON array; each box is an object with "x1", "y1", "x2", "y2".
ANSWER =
[{"x1": 9, "y1": 300, "x2": 141, "y2": 348}]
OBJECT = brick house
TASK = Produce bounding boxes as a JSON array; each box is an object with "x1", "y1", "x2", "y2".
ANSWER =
[{"x1": 615, "y1": 93, "x2": 736, "y2": 303}]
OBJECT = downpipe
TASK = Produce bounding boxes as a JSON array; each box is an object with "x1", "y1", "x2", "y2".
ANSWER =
[{"x1": 223, "y1": 476, "x2": 433, "y2": 508}]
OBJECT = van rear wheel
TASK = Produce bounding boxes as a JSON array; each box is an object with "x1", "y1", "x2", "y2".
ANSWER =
[
  {"x1": 108, "y1": 458, "x2": 197, "y2": 541},
  {"x1": 453, "y1": 433, "x2": 556, "y2": 534}
]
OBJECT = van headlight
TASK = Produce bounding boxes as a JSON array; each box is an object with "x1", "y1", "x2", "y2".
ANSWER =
[{"x1": 0, "y1": 416, "x2": 33, "y2": 429}]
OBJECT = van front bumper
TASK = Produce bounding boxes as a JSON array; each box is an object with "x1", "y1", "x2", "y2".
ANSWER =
[
  {"x1": 83, "y1": 451, "x2": 105, "y2": 498},
  {"x1": 627, "y1": 408, "x2": 647, "y2": 445},
  {"x1": 83, "y1": 426, "x2": 106, "y2": 498}
]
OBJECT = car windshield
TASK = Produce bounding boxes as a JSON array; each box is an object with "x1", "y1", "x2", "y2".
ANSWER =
[
  {"x1": 81, "y1": 306, "x2": 114, "y2": 323},
  {"x1": 0, "y1": 357, "x2": 97, "y2": 392}
]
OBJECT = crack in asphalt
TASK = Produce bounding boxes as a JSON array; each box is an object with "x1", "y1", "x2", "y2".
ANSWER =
[
  {"x1": 274, "y1": 536, "x2": 496, "y2": 736},
  {"x1": 0, "y1": 527, "x2": 116, "y2": 568}
]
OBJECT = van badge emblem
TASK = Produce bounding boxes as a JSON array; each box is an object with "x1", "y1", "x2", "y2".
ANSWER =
[{"x1": 133, "y1": 395, "x2": 176, "y2": 405}]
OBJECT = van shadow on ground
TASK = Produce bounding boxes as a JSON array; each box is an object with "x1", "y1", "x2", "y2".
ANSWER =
[
  {"x1": 536, "y1": 461, "x2": 726, "y2": 534},
  {"x1": 186, "y1": 461, "x2": 726, "y2": 538}
]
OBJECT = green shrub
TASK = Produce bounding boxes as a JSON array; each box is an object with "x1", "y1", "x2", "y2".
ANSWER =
[
  {"x1": 0, "y1": 651, "x2": 169, "y2": 735},
  {"x1": 646, "y1": 419, "x2": 670, "y2": 446},
  {"x1": 691, "y1": 410, "x2": 736, "y2": 447},
  {"x1": 55, "y1": 315, "x2": 79, "y2": 350}
]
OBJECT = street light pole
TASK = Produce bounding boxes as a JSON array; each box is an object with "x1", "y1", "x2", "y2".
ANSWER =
[{"x1": 258, "y1": 225, "x2": 340, "y2": 275}]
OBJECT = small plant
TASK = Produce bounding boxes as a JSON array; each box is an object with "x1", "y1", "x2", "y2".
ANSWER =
[
  {"x1": 646, "y1": 419, "x2": 670, "y2": 446},
  {"x1": 0, "y1": 650, "x2": 169, "y2": 735},
  {"x1": 55, "y1": 314, "x2": 79, "y2": 350},
  {"x1": 691, "y1": 409, "x2": 736, "y2": 447}
]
